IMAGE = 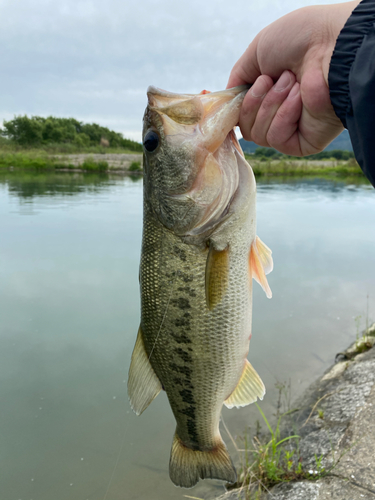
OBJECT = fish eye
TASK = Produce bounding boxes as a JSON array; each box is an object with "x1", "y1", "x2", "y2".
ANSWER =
[{"x1": 143, "y1": 130, "x2": 159, "y2": 153}]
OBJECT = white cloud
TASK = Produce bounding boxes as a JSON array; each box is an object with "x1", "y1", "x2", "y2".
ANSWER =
[{"x1": 0, "y1": 0, "x2": 344, "y2": 142}]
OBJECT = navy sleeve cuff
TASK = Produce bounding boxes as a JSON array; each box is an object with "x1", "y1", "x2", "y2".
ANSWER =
[{"x1": 329, "y1": 0, "x2": 375, "y2": 128}]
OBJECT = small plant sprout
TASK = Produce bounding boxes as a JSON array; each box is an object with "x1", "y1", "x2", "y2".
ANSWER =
[{"x1": 314, "y1": 454, "x2": 325, "y2": 474}]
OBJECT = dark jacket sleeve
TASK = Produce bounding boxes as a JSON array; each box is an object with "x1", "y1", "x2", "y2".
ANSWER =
[{"x1": 328, "y1": 0, "x2": 375, "y2": 187}]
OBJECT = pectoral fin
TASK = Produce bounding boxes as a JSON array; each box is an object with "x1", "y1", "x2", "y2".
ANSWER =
[
  {"x1": 205, "y1": 245, "x2": 229, "y2": 310},
  {"x1": 249, "y1": 236, "x2": 273, "y2": 298},
  {"x1": 127, "y1": 326, "x2": 162, "y2": 415},
  {"x1": 224, "y1": 359, "x2": 265, "y2": 409}
]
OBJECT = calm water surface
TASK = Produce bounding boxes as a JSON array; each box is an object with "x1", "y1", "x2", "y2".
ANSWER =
[{"x1": 0, "y1": 172, "x2": 374, "y2": 500}]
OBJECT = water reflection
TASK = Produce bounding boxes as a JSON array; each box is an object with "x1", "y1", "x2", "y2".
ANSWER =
[
  {"x1": 0, "y1": 171, "x2": 369, "y2": 201},
  {"x1": 0, "y1": 171, "x2": 373, "y2": 500},
  {"x1": 0, "y1": 171, "x2": 122, "y2": 198}
]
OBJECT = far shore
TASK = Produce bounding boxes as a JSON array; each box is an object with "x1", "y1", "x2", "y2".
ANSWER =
[{"x1": 0, "y1": 151, "x2": 368, "y2": 181}]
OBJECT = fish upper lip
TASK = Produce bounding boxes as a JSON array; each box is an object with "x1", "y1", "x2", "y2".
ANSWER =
[{"x1": 147, "y1": 84, "x2": 250, "y2": 101}]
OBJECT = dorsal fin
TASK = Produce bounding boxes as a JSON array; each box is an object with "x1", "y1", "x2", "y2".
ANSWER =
[
  {"x1": 249, "y1": 236, "x2": 273, "y2": 298},
  {"x1": 224, "y1": 359, "x2": 265, "y2": 409}
]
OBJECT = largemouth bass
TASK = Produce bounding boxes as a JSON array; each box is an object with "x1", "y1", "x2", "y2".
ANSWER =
[{"x1": 128, "y1": 86, "x2": 273, "y2": 488}]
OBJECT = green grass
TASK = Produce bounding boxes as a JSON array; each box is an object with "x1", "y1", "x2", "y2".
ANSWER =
[
  {"x1": 352, "y1": 313, "x2": 374, "y2": 355},
  {"x1": 81, "y1": 159, "x2": 109, "y2": 172},
  {"x1": 230, "y1": 386, "x2": 363, "y2": 499},
  {"x1": 0, "y1": 141, "x2": 144, "y2": 172},
  {"x1": 233, "y1": 404, "x2": 323, "y2": 498},
  {"x1": 247, "y1": 157, "x2": 366, "y2": 180},
  {"x1": 0, "y1": 152, "x2": 55, "y2": 170},
  {"x1": 0, "y1": 151, "x2": 120, "y2": 172},
  {"x1": 0, "y1": 143, "x2": 367, "y2": 180},
  {"x1": 128, "y1": 161, "x2": 142, "y2": 172}
]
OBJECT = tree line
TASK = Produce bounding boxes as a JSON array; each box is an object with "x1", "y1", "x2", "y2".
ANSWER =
[{"x1": 0, "y1": 115, "x2": 142, "y2": 151}]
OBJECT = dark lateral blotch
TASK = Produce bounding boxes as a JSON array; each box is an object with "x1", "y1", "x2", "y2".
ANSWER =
[
  {"x1": 175, "y1": 347, "x2": 192, "y2": 363},
  {"x1": 171, "y1": 297, "x2": 191, "y2": 310}
]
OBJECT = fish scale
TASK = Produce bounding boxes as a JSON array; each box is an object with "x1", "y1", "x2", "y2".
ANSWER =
[
  {"x1": 128, "y1": 86, "x2": 273, "y2": 488},
  {"x1": 141, "y1": 207, "x2": 248, "y2": 446}
]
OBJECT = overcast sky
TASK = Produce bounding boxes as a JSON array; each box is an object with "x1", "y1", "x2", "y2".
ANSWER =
[{"x1": 0, "y1": 0, "x2": 343, "y2": 142}]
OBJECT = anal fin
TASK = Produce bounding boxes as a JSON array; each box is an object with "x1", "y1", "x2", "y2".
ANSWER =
[
  {"x1": 127, "y1": 326, "x2": 162, "y2": 415},
  {"x1": 224, "y1": 359, "x2": 265, "y2": 409}
]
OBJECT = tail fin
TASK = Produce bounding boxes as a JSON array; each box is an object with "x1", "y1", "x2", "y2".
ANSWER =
[{"x1": 169, "y1": 432, "x2": 237, "y2": 488}]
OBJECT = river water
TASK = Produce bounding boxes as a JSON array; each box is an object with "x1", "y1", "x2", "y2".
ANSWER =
[{"x1": 0, "y1": 171, "x2": 374, "y2": 500}]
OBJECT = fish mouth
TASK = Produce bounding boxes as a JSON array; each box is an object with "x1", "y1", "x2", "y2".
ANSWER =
[
  {"x1": 147, "y1": 85, "x2": 249, "y2": 153},
  {"x1": 146, "y1": 86, "x2": 251, "y2": 238}
]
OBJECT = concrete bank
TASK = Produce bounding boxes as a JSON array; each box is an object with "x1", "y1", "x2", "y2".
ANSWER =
[
  {"x1": 220, "y1": 323, "x2": 375, "y2": 500},
  {"x1": 53, "y1": 153, "x2": 143, "y2": 172}
]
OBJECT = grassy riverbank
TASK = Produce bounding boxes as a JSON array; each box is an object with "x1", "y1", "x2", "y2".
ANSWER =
[
  {"x1": 249, "y1": 157, "x2": 365, "y2": 180},
  {"x1": 0, "y1": 145, "x2": 367, "y2": 182},
  {"x1": 0, "y1": 149, "x2": 143, "y2": 173},
  {"x1": 0, "y1": 124, "x2": 143, "y2": 171}
]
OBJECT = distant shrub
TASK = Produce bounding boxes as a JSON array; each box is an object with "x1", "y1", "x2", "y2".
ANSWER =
[
  {"x1": 252, "y1": 147, "x2": 355, "y2": 162},
  {"x1": 0, "y1": 135, "x2": 10, "y2": 146},
  {"x1": 2, "y1": 116, "x2": 44, "y2": 146},
  {"x1": 302, "y1": 149, "x2": 354, "y2": 161},
  {"x1": 28, "y1": 158, "x2": 49, "y2": 169},
  {"x1": 82, "y1": 159, "x2": 108, "y2": 172},
  {"x1": 97, "y1": 161, "x2": 109, "y2": 172},
  {"x1": 53, "y1": 162, "x2": 70, "y2": 169},
  {"x1": 254, "y1": 147, "x2": 282, "y2": 159},
  {"x1": 73, "y1": 133, "x2": 91, "y2": 147},
  {"x1": 129, "y1": 161, "x2": 142, "y2": 171}
]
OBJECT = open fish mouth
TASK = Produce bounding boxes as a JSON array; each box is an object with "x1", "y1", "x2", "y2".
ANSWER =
[
  {"x1": 145, "y1": 86, "x2": 251, "y2": 237},
  {"x1": 147, "y1": 85, "x2": 249, "y2": 154}
]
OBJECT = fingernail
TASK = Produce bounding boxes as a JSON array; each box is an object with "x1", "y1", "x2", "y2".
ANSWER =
[
  {"x1": 287, "y1": 82, "x2": 300, "y2": 100},
  {"x1": 274, "y1": 70, "x2": 291, "y2": 92},
  {"x1": 251, "y1": 77, "x2": 269, "y2": 98}
]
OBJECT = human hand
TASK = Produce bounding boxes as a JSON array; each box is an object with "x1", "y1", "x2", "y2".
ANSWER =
[{"x1": 227, "y1": 1, "x2": 360, "y2": 156}]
